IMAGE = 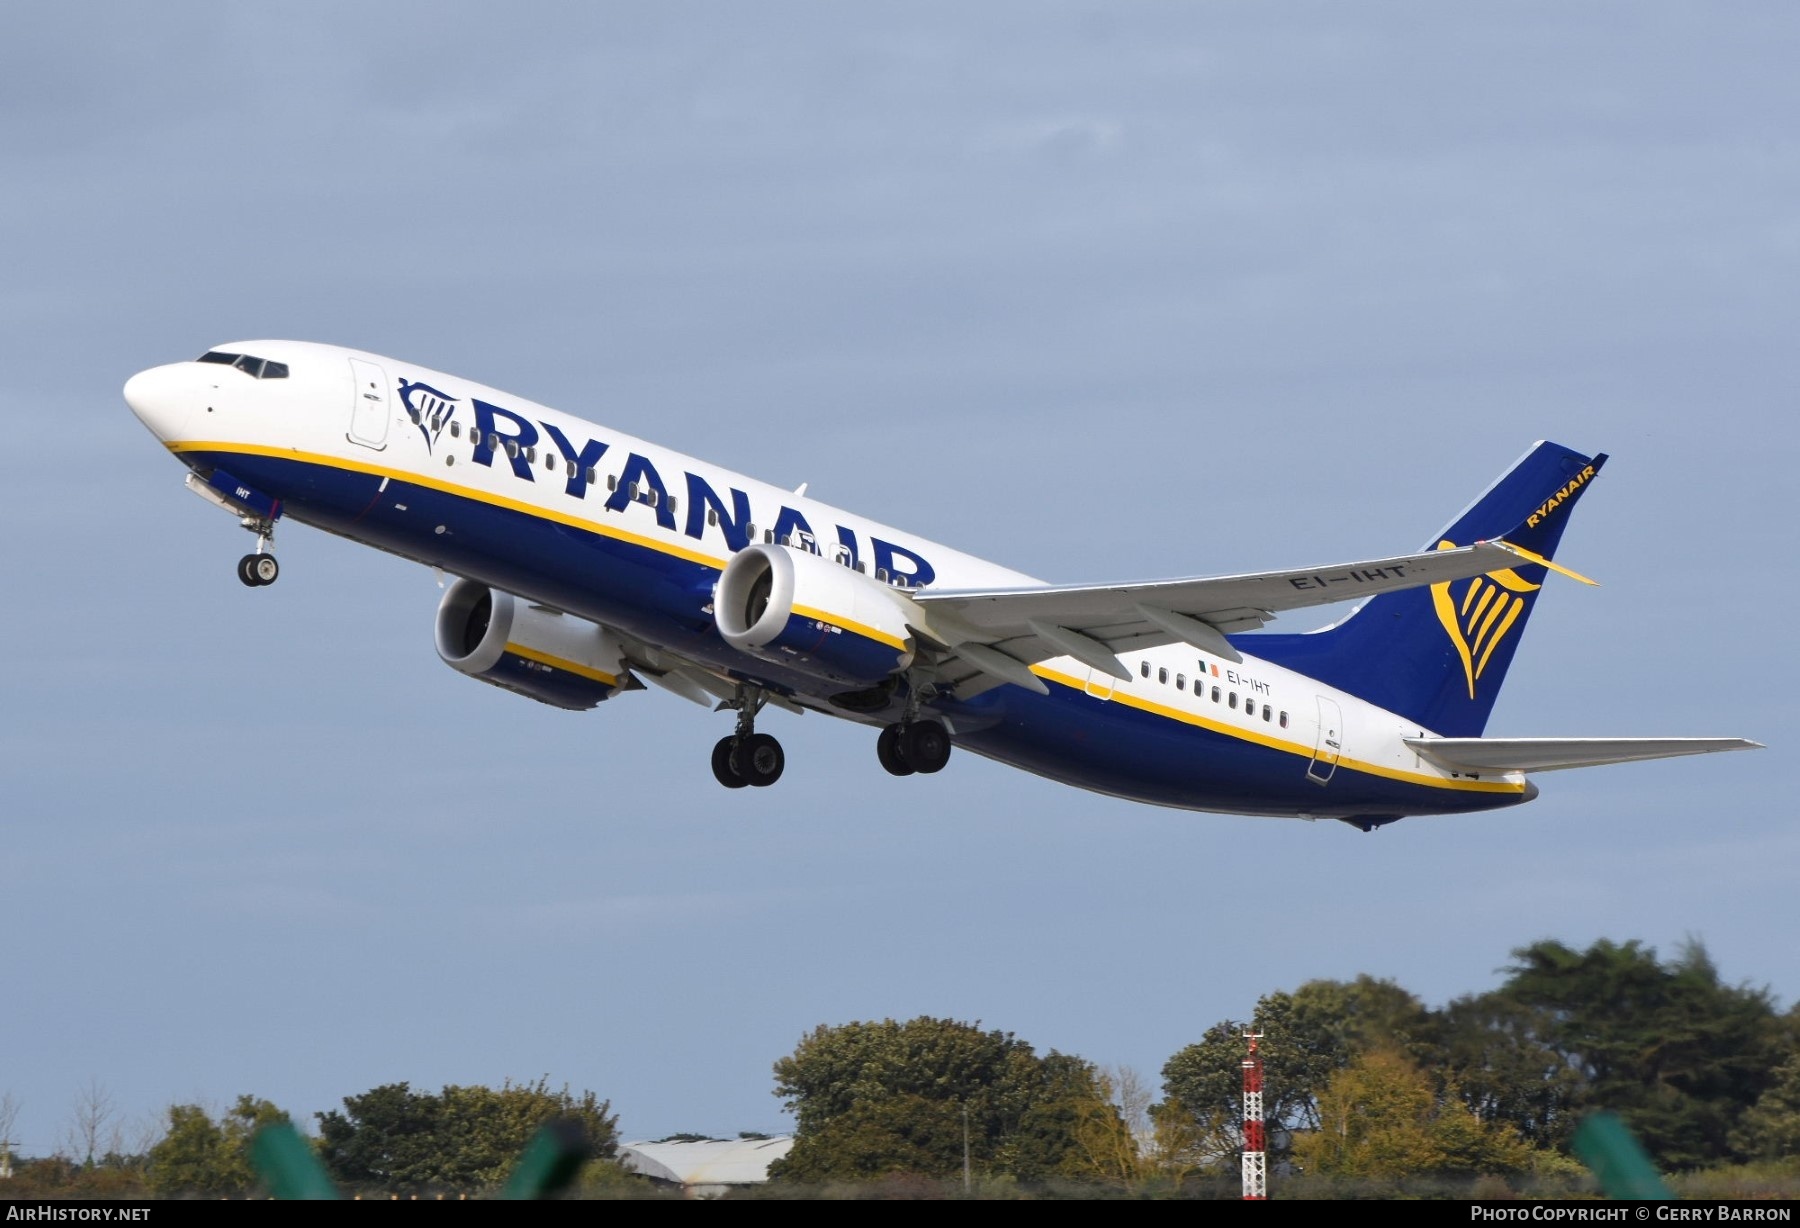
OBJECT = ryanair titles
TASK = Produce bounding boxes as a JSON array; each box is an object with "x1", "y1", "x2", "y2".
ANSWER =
[
  {"x1": 458, "y1": 394, "x2": 938, "y2": 588},
  {"x1": 1525, "y1": 464, "x2": 1598, "y2": 528}
]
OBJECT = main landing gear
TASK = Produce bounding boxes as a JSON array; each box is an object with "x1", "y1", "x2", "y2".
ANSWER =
[
  {"x1": 235, "y1": 518, "x2": 280, "y2": 588},
  {"x1": 876, "y1": 719, "x2": 952, "y2": 776},
  {"x1": 712, "y1": 683, "x2": 785, "y2": 789}
]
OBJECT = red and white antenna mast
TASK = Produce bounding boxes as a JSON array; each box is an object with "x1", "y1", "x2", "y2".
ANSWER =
[{"x1": 1242, "y1": 1031, "x2": 1268, "y2": 1200}]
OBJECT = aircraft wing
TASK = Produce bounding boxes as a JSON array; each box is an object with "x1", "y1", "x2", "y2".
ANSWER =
[
  {"x1": 1405, "y1": 737, "x2": 1763, "y2": 774},
  {"x1": 908, "y1": 540, "x2": 1543, "y2": 694}
]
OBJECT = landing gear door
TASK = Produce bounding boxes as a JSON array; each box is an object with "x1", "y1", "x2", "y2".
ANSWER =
[
  {"x1": 347, "y1": 358, "x2": 391, "y2": 450},
  {"x1": 1307, "y1": 696, "x2": 1342, "y2": 785}
]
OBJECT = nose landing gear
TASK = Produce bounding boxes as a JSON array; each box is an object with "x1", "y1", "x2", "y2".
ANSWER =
[
  {"x1": 237, "y1": 548, "x2": 279, "y2": 587},
  {"x1": 235, "y1": 516, "x2": 280, "y2": 587}
]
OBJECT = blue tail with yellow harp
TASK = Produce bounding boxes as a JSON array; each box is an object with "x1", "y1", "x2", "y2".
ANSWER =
[{"x1": 1244, "y1": 440, "x2": 1606, "y2": 738}]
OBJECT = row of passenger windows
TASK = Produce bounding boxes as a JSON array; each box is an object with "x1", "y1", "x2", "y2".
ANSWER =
[
  {"x1": 418, "y1": 411, "x2": 915, "y2": 587},
  {"x1": 197, "y1": 351, "x2": 289, "y2": 379},
  {"x1": 1138, "y1": 659, "x2": 1287, "y2": 727}
]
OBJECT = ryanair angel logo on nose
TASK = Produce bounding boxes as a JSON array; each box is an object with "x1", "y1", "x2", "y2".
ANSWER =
[
  {"x1": 398, "y1": 379, "x2": 460, "y2": 454},
  {"x1": 1430, "y1": 540, "x2": 1541, "y2": 699}
]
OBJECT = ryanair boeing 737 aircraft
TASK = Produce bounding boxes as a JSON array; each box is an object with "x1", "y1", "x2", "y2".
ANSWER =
[{"x1": 124, "y1": 342, "x2": 1757, "y2": 829}]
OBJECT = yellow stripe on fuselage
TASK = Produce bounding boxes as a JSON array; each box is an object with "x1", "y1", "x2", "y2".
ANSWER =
[
  {"x1": 168, "y1": 440, "x2": 731, "y2": 570},
  {"x1": 1029, "y1": 666, "x2": 1525, "y2": 796}
]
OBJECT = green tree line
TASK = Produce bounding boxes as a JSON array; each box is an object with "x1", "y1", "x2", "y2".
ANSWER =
[
  {"x1": 1, "y1": 1078, "x2": 622, "y2": 1198},
  {"x1": 5, "y1": 936, "x2": 1794, "y2": 1198},
  {"x1": 769, "y1": 938, "x2": 1800, "y2": 1194}
]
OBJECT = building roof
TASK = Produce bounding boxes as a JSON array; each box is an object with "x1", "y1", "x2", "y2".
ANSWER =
[{"x1": 618, "y1": 1136, "x2": 794, "y2": 1187}]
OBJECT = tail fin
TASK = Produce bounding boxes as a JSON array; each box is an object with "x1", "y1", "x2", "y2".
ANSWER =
[{"x1": 1247, "y1": 441, "x2": 1607, "y2": 736}]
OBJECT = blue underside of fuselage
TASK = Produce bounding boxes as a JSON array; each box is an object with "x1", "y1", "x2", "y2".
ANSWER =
[{"x1": 192, "y1": 448, "x2": 1527, "y2": 821}]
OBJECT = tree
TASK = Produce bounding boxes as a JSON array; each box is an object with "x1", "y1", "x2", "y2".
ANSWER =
[
  {"x1": 1161, "y1": 989, "x2": 1346, "y2": 1166},
  {"x1": 0, "y1": 1091, "x2": 20, "y2": 1178},
  {"x1": 1488, "y1": 938, "x2": 1782, "y2": 1168},
  {"x1": 1435, "y1": 990, "x2": 1584, "y2": 1151},
  {"x1": 1290, "y1": 975, "x2": 1435, "y2": 1062},
  {"x1": 1731, "y1": 1052, "x2": 1800, "y2": 1162},
  {"x1": 768, "y1": 1017, "x2": 1105, "y2": 1183},
  {"x1": 1060, "y1": 1066, "x2": 1205, "y2": 1190},
  {"x1": 1293, "y1": 1049, "x2": 1535, "y2": 1183},
  {"x1": 316, "y1": 1079, "x2": 617, "y2": 1193},
  {"x1": 64, "y1": 1080, "x2": 117, "y2": 1167},
  {"x1": 146, "y1": 1096, "x2": 290, "y2": 1197}
]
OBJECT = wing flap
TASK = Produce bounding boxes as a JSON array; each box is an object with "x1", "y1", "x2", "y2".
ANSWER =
[{"x1": 1406, "y1": 737, "x2": 1763, "y2": 774}]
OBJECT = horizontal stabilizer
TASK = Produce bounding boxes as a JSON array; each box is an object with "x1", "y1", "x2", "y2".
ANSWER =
[{"x1": 1406, "y1": 736, "x2": 1763, "y2": 774}]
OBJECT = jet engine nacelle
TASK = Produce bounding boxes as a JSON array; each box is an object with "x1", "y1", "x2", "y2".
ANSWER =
[
  {"x1": 716, "y1": 544, "x2": 918, "y2": 687},
  {"x1": 435, "y1": 578, "x2": 630, "y2": 711}
]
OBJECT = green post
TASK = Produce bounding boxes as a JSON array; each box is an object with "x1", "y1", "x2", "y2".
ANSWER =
[
  {"x1": 1571, "y1": 1112, "x2": 1673, "y2": 1201},
  {"x1": 499, "y1": 1118, "x2": 588, "y2": 1200},
  {"x1": 250, "y1": 1120, "x2": 340, "y2": 1200}
]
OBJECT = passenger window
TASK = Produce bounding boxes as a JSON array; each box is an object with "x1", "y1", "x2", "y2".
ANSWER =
[
  {"x1": 607, "y1": 474, "x2": 618, "y2": 491},
  {"x1": 1211, "y1": 686, "x2": 1220, "y2": 702},
  {"x1": 1229, "y1": 693, "x2": 1238, "y2": 709},
  {"x1": 647, "y1": 489, "x2": 658, "y2": 507},
  {"x1": 1157, "y1": 668, "x2": 1168, "y2": 684},
  {"x1": 565, "y1": 461, "x2": 575, "y2": 478},
  {"x1": 628, "y1": 481, "x2": 639, "y2": 500},
  {"x1": 408, "y1": 408, "x2": 421, "y2": 424},
  {"x1": 524, "y1": 446, "x2": 535, "y2": 463},
  {"x1": 1279, "y1": 711, "x2": 1289, "y2": 728},
  {"x1": 1141, "y1": 662, "x2": 1151, "y2": 678},
  {"x1": 1176, "y1": 674, "x2": 1185, "y2": 690},
  {"x1": 708, "y1": 508, "x2": 719, "y2": 527},
  {"x1": 585, "y1": 467, "x2": 597, "y2": 484},
  {"x1": 1263, "y1": 705, "x2": 1272, "y2": 721},
  {"x1": 667, "y1": 496, "x2": 678, "y2": 514},
  {"x1": 876, "y1": 567, "x2": 889, "y2": 582},
  {"x1": 429, "y1": 417, "x2": 440, "y2": 432},
  {"x1": 505, "y1": 440, "x2": 519, "y2": 459},
  {"x1": 450, "y1": 422, "x2": 461, "y2": 438}
]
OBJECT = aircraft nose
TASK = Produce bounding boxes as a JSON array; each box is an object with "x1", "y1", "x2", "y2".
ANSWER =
[{"x1": 123, "y1": 364, "x2": 192, "y2": 441}]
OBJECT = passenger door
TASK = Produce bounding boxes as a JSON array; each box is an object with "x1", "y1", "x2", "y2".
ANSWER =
[
  {"x1": 347, "y1": 358, "x2": 391, "y2": 450},
  {"x1": 1307, "y1": 696, "x2": 1343, "y2": 784}
]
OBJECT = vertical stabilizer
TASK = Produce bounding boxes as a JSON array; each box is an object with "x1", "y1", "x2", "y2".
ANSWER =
[{"x1": 1246, "y1": 441, "x2": 1606, "y2": 737}]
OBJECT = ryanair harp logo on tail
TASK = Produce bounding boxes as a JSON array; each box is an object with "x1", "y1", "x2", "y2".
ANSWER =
[{"x1": 1431, "y1": 540, "x2": 1541, "y2": 699}]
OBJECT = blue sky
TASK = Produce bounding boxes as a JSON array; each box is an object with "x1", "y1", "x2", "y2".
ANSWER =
[{"x1": 2, "y1": 2, "x2": 1794, "y2": 1155}]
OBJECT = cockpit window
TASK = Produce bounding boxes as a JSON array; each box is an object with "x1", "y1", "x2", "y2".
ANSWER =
[{"x1": 195, "y1": 351, "x2": 288, "y2": 379}]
